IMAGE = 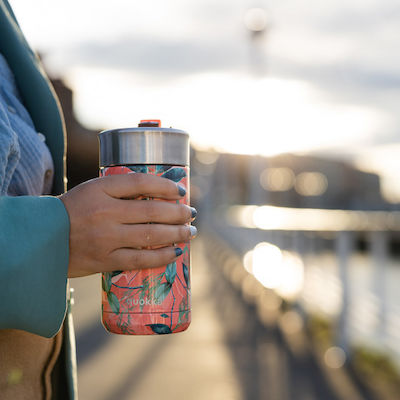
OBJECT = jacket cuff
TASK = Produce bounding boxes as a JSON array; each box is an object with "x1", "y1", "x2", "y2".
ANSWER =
[{"x1": 0, "y1": 196, "x2": 70, "y2": 337}]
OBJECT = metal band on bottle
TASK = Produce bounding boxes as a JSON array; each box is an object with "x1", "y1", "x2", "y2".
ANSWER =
[{"x1": 98, "y1": 127, "x2": 189, "y2": 167}]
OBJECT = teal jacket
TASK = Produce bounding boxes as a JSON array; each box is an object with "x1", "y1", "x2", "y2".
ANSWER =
[{"x1": 0, "y1": 0, "x2": 76, "y2": 398}]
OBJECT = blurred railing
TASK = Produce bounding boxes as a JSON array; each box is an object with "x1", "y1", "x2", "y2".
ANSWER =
[
  {"x1": 213, "y1": 204, "x2": 400, "y2": 364},
  {"x1": 227, "y1": 205, "x2": 400, "y2": 232}
]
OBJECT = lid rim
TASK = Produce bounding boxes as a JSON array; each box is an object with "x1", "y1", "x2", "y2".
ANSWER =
[
  {"x1": 99, "y1": 127, "x2": 189, "y2": 136},
  {"x1": 98, "y1": 127, "x2": 190, "y2": 167}
]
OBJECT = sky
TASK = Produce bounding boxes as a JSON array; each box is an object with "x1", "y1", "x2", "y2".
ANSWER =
[{"x1": 9, "y1": 0, "x2": 400, "y2": 200}]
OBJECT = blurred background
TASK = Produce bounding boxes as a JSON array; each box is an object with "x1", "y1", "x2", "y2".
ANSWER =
[{"x1": 10, "y1": 0, "x2": 400, "y2": 398}]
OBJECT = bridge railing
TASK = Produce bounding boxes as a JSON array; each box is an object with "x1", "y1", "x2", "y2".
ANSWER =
[{"x1": 212, "y1": 204, "x2": 400, "y2": 363}]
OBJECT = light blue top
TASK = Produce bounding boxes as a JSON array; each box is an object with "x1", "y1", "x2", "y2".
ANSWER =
[{"x1": 0, "y1": 53, "x2": 54, "y2": 195}]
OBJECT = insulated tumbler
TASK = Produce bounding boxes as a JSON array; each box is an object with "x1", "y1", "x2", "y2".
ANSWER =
[{"x1": 98, "y1": 120, "x2": 191, "y2": 335}]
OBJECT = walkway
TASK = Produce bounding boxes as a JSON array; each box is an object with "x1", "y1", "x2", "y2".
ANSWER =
[
  {"x1": 71, "y1": 238, "x2": 242, "y2": 400},
  {"x1": 71, "y1": 236, "x2": 371, "y2": 400}
]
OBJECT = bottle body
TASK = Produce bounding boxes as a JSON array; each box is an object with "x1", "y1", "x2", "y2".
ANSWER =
[{"x1": 100, "y1": 164, "x2": 191, "y2": 335}]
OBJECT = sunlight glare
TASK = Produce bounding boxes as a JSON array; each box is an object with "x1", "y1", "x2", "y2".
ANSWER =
[
  {"x1": 248, "y1": 243, "x2": 304, "y2": 300},
  {"x1": 252, "y1": 242, "x2": 283, "y2": 289},
  {"x1": 275, "y1": 252, "x2": 304, "y2": 300},
  {"x1": 66, "y1": 68, "x2": 386, "y2": 157},
  {"x1": 243, "y1": 250, "x2": 254, "y2": 274}
]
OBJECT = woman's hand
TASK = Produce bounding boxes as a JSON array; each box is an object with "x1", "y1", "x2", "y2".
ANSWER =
[{"x1": 59, "y1": 173, "x2": 196, "y2": 278}]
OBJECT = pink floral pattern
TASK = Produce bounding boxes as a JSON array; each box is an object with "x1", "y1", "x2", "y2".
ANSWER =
[{"x1": 100, "y1": 165, "x2": 191, "y2": 335}]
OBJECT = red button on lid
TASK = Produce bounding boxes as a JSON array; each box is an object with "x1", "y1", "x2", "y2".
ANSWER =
[{"x1": 138, "y1": 119, "x2": 161, "y2": 127}]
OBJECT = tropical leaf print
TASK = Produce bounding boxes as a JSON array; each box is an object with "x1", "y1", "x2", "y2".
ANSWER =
[
  {"x1": 154, "y1": 282, "x2": 172, "y2": 304},
  {"x1": 165, "y1": 262, "x2": 177, "y2": 284},
  {"x1": 102, "y1": 273, "x2": 112, "y2": 293},
  {"x1": 103, "y1": 319, "x2": 111, "y2": 331},
  {"x1": 146, "y1": 324, "x2": 172, "y2": 334},
  {"x1": 107, "y1": 292, "x2": 120, "y2": 314},
  {"x1": 182, "y1": 263, "x2": 189, "y2": 288},
  {"x1": 101, "y1": 164, "x2": 190, "y2": 335},
  {"x1": 111, "y1": 270, "x2": 123, "y2": 278},
  {"x1": 102, "y1": 276, "x2": 107, "y2": 292},
  {"x1": 156, "y1": 165, "x2": 172, "y2": 174},
  {"x1": 161, "y1": 167, "x2": 186, "y2": 182},
  {"x1": 128, "y1": 165, "x2": 148, "y2": 173},
  {"x1": 174, "y1": 296, "x2": 189, "y2": 332}
]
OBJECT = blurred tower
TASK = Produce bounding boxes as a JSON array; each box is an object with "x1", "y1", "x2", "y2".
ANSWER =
[
  {"x1": 244, "y1": 5, "x2": 270, "y2": 76},
  {"x1": 244, "y1": 5, "x2": 271, "y2": 204}
]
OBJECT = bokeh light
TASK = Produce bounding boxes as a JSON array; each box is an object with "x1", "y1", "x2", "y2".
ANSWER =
[
  {"x1": 252, "y1": 242, "x2": 283, "y2": 289},
  {"x1": 324, "y1": 347, "x2": 347, "y2": 369},
  {"x1": 295, "y1": 172, "x2": 328, "y2": 196},
  {"x1": 243, "y1": 8, "x2": 269, "y2": 33},
  {"x1": 260, "y1": 167, "x2": 295, "y2": 192},
  {"x1": 275, "y1": 252, "x2": 304, "y2": 300},
  {"x1": 243, "y1": 250, "x2": 254, "y2": 274},
  {"x1": 279, "y1": 310, "x2": 304, "y2": 335},
  {"x1": 244, "y1": 243, "x2": 305, "y2": 301}
]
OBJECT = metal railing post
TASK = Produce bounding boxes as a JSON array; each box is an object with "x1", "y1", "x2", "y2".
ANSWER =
[
  {"x1": 249, "y1": 156, "x2": 267, "y2": 205},
  {"x1": 369, "y1": 231, "x2": 389, "y2": 343},
  {"x1": 336, "y1": 231, "x2": 354, "y2": 356},
  {"x1": 292, "y1": 231, "x2": 304, "y2": 256}
]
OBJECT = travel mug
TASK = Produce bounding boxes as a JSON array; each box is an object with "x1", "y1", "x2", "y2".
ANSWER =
[{"x1": 98, "y1": 120, "x2": 191, "y2": 335}]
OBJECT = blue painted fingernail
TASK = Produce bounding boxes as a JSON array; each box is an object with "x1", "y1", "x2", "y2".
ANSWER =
[
  {"x1": 190, "y1": 207, "x2": 197, "y2": 219},
  {"x1": 189, "y1": 225, "x2": 198, "y2": 238},
  {"x1": 175, "y1": 248, "x2": 183, "y2": 257},
  {"x1": 178, "y1": 185, "x2": 186, "y2": 196}
]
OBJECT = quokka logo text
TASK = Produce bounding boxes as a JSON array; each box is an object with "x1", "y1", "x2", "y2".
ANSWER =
[{"x1": 126, "y1": 298, "x2": 162, "y2": 307}]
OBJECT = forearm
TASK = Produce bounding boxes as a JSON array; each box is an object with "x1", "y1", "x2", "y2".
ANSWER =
[{"x1": 0, "y1": 195, "x2": 70, "y2": 337}]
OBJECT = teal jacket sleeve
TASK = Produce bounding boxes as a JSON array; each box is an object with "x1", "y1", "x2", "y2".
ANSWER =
[{"x1": 0, "y1": 195, "x2": 70, "y2": 338}]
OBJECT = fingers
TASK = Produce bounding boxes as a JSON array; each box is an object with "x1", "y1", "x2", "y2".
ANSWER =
[
  {"x1": 116, "y1": 199, "x2": 196, "y2": 224},
  {"x1": 101, "y1": 173, "x2": 186, "y2": 200},
  {"x1": 117, "y1": 224, "x2": 197, "y2": 248},
  {"x1": 110, "y1": 246, "x2": 183, "y2": 271}
]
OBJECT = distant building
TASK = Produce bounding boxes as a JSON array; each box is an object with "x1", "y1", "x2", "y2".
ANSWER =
[
  {"x1": 51, "y1": 79, "x2": 100, "y2": 189},
  {"x1": 202, "y1": 152, "x2": 388, "y2": 210}
]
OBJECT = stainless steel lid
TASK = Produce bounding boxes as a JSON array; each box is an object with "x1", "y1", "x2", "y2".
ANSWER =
[{"x1": 98, "y1": 127, "x2": 189, "y2": 167}]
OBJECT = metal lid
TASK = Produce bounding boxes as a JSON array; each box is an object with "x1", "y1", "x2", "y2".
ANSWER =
[{"x1": 98, "y1": 126, "x2": 189, "y2": 167}]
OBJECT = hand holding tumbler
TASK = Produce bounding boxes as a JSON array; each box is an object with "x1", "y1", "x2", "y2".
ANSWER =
[{"x1": 98, "y1": 120, "x2": 191, "y2": 335}]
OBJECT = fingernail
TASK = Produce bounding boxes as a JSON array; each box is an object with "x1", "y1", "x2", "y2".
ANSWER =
[
  {"x1": 190, "y1": 207, "x2": 197, "y2": 219},
  {"x1": 175, "y1": 247, "x2": 183, "y2": 257},
  {"x1": 189, "y1": 225, "x2": 198, "y2": 238},
  {"x1": 178, "y1": 185, "x2": 186, "y2": 196}
]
